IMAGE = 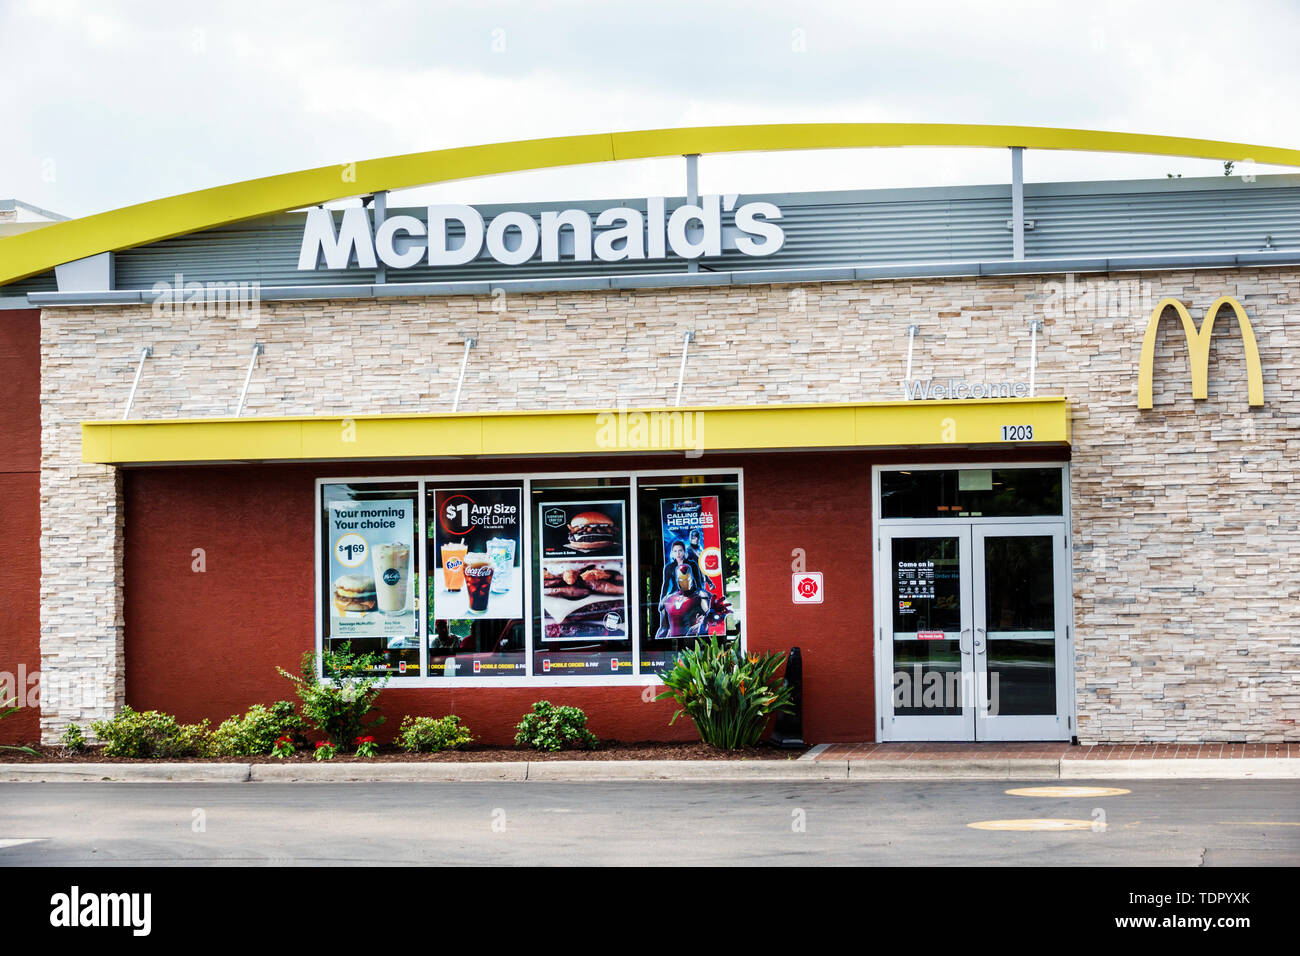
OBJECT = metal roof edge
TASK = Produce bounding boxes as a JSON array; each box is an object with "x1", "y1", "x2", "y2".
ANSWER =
[{"x1": 26, "y1": 250, "x2": 1300, "y2": 307}]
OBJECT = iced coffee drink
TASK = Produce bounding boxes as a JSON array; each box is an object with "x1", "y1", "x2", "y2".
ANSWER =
[{"x1": 372, "y1": 542, "x2": 411, "y2": 614}]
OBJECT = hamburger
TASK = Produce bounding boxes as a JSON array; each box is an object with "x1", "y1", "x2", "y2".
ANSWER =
[
  {"x1": 566, "y1": 511, "x2": 619, "y2": 552},
  {"x1": 333, "y1": 573, "x2": 377, "y2": 613}
]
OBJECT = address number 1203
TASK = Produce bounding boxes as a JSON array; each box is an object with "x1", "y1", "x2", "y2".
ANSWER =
[{"x1": 1001, "y1": 424, "x2": 1034, "y2": 441}]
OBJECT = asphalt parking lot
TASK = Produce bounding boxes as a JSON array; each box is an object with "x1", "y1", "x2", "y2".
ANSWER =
[{"x1": 1, "y1": 779, "x2": 1296, "y2": 866}]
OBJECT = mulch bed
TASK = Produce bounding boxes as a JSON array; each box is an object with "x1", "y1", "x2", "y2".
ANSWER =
[{"x1": 0, "y1": 741, "x2": 808, "y2": 763}]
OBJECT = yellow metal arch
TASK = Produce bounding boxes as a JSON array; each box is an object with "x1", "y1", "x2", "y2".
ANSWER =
[
  {"x1": 4, "y1": 123, "x2": 1300, "y2": 286},
  {"x1": 1137, "y1": 295, "x2": 1264, "y2": 409}
]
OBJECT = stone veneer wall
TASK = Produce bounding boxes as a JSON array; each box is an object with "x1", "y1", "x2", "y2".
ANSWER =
[{"x1": 39, "y1": 268, "x2": 1300, "y2": 741}]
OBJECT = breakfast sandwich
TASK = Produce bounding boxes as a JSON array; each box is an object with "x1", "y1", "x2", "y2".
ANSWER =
[{"x1": 333, "y1": 573, "x2": 377, "y2": 613}]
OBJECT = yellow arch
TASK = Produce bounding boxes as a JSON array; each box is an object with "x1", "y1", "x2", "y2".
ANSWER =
[
  {"x1": 4, "y1": 123, "x2": 1300, "y2": 286},
  {"x1": 1137, "y1": 296, "x2": 1264, "y2": 409}
]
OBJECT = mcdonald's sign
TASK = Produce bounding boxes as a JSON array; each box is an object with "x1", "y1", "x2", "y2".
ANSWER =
[{"x1": 1137, "y1": 296, "x2": 1264, "y2": 409}]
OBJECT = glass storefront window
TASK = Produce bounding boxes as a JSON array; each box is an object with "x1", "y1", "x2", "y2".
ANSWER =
[
  {"x1": 318, "y1": 472, "x2": 745, "y2": 683},
  {"x1": 531, "y1": 477, "x2": 633, "y2": 677},
  {"x1": 635, "y1": 477, "x2": 742, "y2": 675},
  {"x1": 319, "y1": 482, "x2": 421, "y2": 677},
  {"x1": 879, "y1": 467, "x2": 1063, "y2": 519},
  {"x1": 426, "y1": 480, "x2": 526, "y2": 678}
]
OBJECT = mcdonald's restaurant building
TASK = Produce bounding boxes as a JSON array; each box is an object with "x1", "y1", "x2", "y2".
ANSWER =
[{"x1": 1, "y1": 127, "x2": 1297, "y2": 748}]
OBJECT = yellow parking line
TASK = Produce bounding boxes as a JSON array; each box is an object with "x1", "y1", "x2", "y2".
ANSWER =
[
  {"x1": 1006, "y1": 786, "x2": 1130, "y2": 798},
  {"x1": 968, "y1": 819, "x2": 1102, "y2": 831}
]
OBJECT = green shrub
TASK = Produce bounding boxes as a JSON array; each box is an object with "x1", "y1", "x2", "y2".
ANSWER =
[
  {"x1": 209, "y1": 701, "x2": 309, "y2": 756},
  {"x1": 59, "y1": 723, "x2": 87, "y2": 753},
  {"x1": 90, "y1": 706, "x2": 212, "y2": 758},
  {"x1": 514, "y1": 701, "x2": 598, "y2": 752},
  {"x1": 396, "y1": 715, "x2": 473, "y2": 753},
  {"x1": 0, "y1": 696, "x2": 37, "y2": 755},
  {"x1": 277, "y1": 643, "x2": 388, "y2": 751},
  {"x1": 655, "y1": 636, "x2": 794, "y2": 749}
]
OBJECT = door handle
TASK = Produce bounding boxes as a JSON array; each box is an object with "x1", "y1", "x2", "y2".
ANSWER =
[
  {"x1": 958, "y1": 628, "x2": 972, "y2": 655},
  {"x1": 974, "y1": 627, "x2": 986, "y2": 653}
]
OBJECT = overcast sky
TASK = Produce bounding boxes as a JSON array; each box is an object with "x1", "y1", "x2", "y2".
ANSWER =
[{"x1": 3, "y1": 0, "x2": 1299, "y2": 217}]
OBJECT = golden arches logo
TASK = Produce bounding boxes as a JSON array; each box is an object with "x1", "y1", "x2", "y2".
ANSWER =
[{"x1": 1137, "y1": 296, "x2": 1264, "y2": 409}]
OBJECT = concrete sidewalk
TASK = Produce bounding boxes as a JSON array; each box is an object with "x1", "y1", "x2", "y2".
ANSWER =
[{"x1": 2, "y1": 748, "x2": 1298, "y2": 783}]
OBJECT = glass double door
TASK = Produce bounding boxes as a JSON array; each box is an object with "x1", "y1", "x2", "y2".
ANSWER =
[{"x1": 879, "y1": 522, "x2": 1071, "y2": 741}]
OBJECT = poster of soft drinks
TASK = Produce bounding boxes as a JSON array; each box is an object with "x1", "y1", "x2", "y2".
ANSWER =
[{"x1": 429, "y1": 485, "x2": 523, "y2": 622}]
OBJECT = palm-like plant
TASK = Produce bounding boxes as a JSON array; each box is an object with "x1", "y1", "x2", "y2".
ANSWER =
[
  {"x1": 655, "y1": 637, "x2": 794, "y2": 750},
  {"x1": 0, "y1": 697, "x2": 37, "y2": 755}
]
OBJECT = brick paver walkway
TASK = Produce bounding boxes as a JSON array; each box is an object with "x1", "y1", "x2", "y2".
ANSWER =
[{"x1": 813, "y1": 742, "x2": 1300, "y2": 761}]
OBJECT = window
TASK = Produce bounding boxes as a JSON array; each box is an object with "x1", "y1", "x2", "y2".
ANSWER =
[
  {"x1": 532, "y1": 477, "x2": 633, "y2": 676},
  {"x1": 635, "y1": 477, "x2": 742, "y2": 673},
  {"x1": 315, "y1": 470, "x2": 744, "y2": 684},
  {"x1": 879, "y1": 467, "x2": 1063, "y2": 519},
  {"x1": 320, "y1": 482, "x2": 421, "y2": 677},
  {"x1": 426, "y1": 480, "x2": 526, "y2": 678}
]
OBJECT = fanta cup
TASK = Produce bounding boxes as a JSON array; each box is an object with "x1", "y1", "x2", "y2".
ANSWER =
[{"x1": 440, "y1": 541, "x2": 468, "y2": 591}]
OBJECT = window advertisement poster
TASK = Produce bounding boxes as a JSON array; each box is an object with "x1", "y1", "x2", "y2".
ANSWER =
[
  {"x1": 325, "y1": 495, "x2": 418, "y2": 648},
  {"x1": 654, "y1": 495, "x2": 729, "y2": 640},
  {"x1": 428, "y1": 484, "x2": 525, "y2": 677},
  {"x1": 535, "y1": 498, "x2": 633, "y2": 675}
]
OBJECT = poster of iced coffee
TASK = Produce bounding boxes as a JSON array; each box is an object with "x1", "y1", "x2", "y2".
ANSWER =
[
  {"x1": 429, "y1": 486, "x2": 522, "y2": 622},
  {"x1": 656, "y1": 495, "x2": 727, "y2": 638},
  {"x1": 537, "y1": 500, "x2": 629, "y2": 642},
  {"x1": 326, "y1": 497, "x2": 416, "y2": 641}
]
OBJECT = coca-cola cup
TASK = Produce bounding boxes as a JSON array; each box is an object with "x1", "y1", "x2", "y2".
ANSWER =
[{"x1": 463, "y1": 553, "x2": 494, "y2": 616}]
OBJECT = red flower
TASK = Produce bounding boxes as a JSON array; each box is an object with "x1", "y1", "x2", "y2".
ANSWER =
[
  {"x1": 356, "y1": 736, "x2": 375, "y2": 744},
  {"x1": 315, "y1": 741, "x2": 331, "y2": 749}
]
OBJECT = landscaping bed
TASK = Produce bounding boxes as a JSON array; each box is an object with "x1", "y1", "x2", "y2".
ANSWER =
[
  {"x1": 1, "y1": 640, "x2": 804, "y2": 764},
  {"x1": 0, "y1": 741, "x2": 808, "y2": 763}
]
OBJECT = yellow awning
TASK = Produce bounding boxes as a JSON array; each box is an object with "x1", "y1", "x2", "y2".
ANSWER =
[{"x1": 81, "y1": 397, "x2": 1070, "y2": 465}]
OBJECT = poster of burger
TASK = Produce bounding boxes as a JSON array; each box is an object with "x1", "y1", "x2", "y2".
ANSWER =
[
  {"x1": 325, "y1": 496, "x2": 417, "y2": 644},
  {"x1": 537, "y1": 500, "x2": 629, "y2": 642}
]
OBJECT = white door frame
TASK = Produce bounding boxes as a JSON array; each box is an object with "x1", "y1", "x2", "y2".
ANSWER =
[{"x1": 871, "y1": 463, "x2": 1076, "y2": 743}]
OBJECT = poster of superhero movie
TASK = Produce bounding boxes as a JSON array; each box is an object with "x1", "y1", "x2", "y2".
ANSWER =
[{"x1": 656, "y1": 496, "x2": 726, "y2": 638}]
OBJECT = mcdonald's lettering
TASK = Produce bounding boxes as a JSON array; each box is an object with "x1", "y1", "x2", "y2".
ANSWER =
[{"x1": 1137, "y1": 296, "x2": 1264, "y2": 409}]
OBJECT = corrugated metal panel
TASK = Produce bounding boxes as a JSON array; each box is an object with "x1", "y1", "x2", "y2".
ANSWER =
[
  {"x1": 112, "y1": 191, "x2": 1016, "y2": 288},
  {"x1": 34, "y1": 174, "x2": 1300, "y2": 293},
  {"x1": 0, "y1": 270, "x2": 58, "y2": 294},
  {"x1": 1027, "y1": 186, "x2": 1300, "y2": 257}
]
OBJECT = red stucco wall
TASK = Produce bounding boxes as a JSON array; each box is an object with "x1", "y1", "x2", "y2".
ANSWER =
[
  {"x1": 123, "y1": 447, "x2": 1065, "y2": 744},
  {"x1": 0, "y1": 310, "x2": 41, "y2": 745}
]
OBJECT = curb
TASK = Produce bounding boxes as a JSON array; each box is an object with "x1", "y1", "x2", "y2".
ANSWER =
[
  {"x1": 1, "y1": 758, "x2": 1297, "y2": 783},
  {"x1": 1059, "y1": 758, "x2": 1300, "y2": 780},
  {"x1": 524, "y1": 759, "x2": 841, "y2": 781},
  {"x1": 249, "y1": 762, "x2": 529, "y2": 782},
  {"x1": 848, "y1": 759, "x2": 1061, "y2": 780},
  {"x1": 0, "y1": 763, "x2": 252, "y2": 783}
]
